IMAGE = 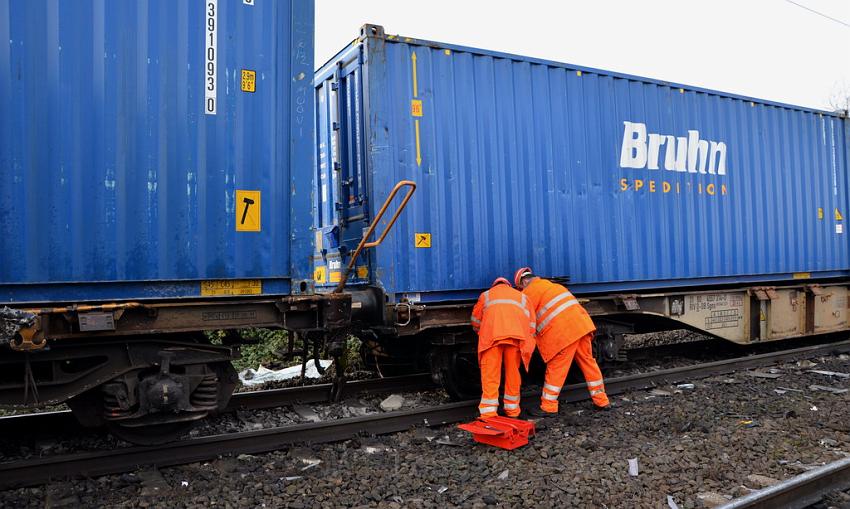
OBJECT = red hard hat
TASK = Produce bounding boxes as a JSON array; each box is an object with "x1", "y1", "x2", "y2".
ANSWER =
[
  {"x1": 492, "y1": 277, "x2": 511, "y2": 287},
  {"x1": 514, "y1": 267, "x2": 533, "y2": 288}
]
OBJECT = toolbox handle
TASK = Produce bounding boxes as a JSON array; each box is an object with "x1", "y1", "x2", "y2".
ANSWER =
[{"x1": 333, "y1": 180, "x2": 417, "y2": 294}]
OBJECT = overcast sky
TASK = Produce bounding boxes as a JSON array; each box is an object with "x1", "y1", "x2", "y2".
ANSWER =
[{"x1": 316, "y1": 0, "x2": 850, "y2": 111}]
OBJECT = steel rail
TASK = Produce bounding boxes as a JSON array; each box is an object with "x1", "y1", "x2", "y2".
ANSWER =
[
  {"x1": 2, "y1": 339, "x2": 850, "y2": 490},
  {"x1": 0, "y1": 373, "x2": 434, "y2": 437},
  {"x1": 718, "y1": 457, "x2": 850, "y2": 509}
]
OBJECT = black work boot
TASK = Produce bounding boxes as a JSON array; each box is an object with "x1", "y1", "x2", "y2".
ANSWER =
[{"x1": 526, "y1": 407, "x2": 557, "y2": 418}]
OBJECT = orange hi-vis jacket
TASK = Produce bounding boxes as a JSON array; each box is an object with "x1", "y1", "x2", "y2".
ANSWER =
[
  {"x1": 522, "y1": 278, "x2": 596, "y2": 362},
  {"x1": 471, "y1": 284, "x2": 536, "y2": 369}
]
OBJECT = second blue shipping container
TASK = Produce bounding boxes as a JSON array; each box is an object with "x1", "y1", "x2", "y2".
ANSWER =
[{"x1": 314, "y1": 25, "x2": 850, "y2": 302}]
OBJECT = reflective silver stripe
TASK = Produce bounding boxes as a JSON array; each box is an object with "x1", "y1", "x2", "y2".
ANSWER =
[
  {"x1": 480, "y1": 398, "x2": 499, "y2": 405},
  {"x1": 479, "y1": 406, "x2": 498, "y2": 414},
  {"x1": 504, "y1": 403, "x2": 519, "y2": 410},
  {"x1": 521, "y1": 293, "x2": 527, "y2": 308},
  {"x1": 503, "y1": 394, "x2": 520, "y2": 401},
  {"x1": 536, "y1": 291, "x2": 573, "y2": 320},
  {"x1": 587, "y1": 380, "x2": 604, "y2": 388},
  {"x1": 536, "y1": 299, "x2": 579, "y2": 332},
  {"x1": 543, "y1": 383, "x2": 561, "y2": 393},
  {"x1": 485, "y1": 299, "x2": 531, "y2": 317},
  {"x1": 470, "y1": 316, "x2": 481, "y2": 324},
  {"x1": 530, "y1": 321, "x2": 537, "y2": 330},
  {"x1": 542, "y1": 392, "x2": 559, "y2": 401},
  {"x1": 589, "y1": 388, "x2": 604, "y2": 396},
  {"x1": 483, "y1": 291, "x2": 490, "y2": 306}
]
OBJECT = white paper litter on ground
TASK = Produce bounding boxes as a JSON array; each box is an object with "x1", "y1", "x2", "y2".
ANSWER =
[
  {"x1": 628, "y1": 458, "x2": 639, "y2": 477},
  {"x1": 239, "y1": 359, "x2": 333, "y2": 386}
]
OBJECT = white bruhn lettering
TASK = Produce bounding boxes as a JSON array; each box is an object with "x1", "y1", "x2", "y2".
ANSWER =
[{"x1": 620, "y1": 121, "x2": 727, "y2": 175}]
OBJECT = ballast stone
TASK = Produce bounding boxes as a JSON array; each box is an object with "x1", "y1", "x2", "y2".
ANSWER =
[{"x1": 380, "y1": 394, "x2": 405, "y2": 412}]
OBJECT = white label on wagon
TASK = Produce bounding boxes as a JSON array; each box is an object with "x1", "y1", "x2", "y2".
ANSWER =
[{"x1": 205, "y1": 0, "x2": 218, "y2": 115}]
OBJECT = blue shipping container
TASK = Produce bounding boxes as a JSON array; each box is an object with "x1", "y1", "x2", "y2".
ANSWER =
[
  {"x1": 314, "y1": 25, "x2": 850, "y2": 302},
  {"x1": 0, "y1": 0, "x2": 315, "y2": 304}
]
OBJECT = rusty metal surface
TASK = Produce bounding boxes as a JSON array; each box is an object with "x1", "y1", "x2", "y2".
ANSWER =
[{"x1": 391, "y1": 282, "x2": 850, "y2": 345}]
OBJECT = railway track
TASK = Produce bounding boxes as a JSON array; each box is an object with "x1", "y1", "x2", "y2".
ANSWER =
[
  {"x1": 2, "y1": 338, "x2": 850, "y2": 490},
  {"x1": 0, "y1": 373, "x2": 435, "y2": 438},
  {"x1": 719, "y1": 456, "x2": 850, "y2": 509}
]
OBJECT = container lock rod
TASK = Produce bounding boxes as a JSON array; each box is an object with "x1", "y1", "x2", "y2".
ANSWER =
[{"x1": 334, "y1": 180, "x2": 416, "y2": 294}]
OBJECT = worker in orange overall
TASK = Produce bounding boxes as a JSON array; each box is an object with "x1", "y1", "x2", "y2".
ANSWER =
[
  {"x1": 514, "y1": 267, "x2": 612, "y2": 415},
  {"x1": 470, "y1": 277, "x2": 536, "y2": 418}
]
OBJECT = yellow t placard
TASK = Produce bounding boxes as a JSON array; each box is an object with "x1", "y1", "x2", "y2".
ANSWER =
[
  {"x1": 415, "y1": 233, "x2": 431, "y2": 248},
  {"x1": 236, "y1": 190, "x2": 261, "y2": 232}
]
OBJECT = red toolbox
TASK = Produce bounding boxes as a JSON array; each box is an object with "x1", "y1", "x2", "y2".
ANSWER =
[{"x1": 458, "y1": 416, "x2": 536, "y2": 450}]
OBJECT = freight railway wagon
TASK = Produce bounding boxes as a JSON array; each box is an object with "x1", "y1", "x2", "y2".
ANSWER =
[
  {"x1": 0, "y1": 0, "x2": 357, "y2": 444},
  {"x1": 314, "y1": 25, "x2": 850, "y2": 397}
]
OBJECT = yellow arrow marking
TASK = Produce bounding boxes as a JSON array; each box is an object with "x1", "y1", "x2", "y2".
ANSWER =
[
  {"x1": 411, "y1": 51, "x2": 418, "y2": 98},
  {"x1": 411, "y1": 51, "x2": 422, "y2": 166},
  {"x1": 415, "y1": 120, "x2": 422, "y2": 166}
]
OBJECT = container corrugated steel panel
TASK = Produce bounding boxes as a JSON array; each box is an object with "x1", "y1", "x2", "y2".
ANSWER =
[
  {"x1": 0, "y1": 0, "x2": 315, "y2": 304},
  {"x1": 314, "y1": 26, "x2": 850, "y2": 302}
]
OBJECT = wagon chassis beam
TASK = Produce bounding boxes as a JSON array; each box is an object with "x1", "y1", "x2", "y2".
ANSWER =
[
  {"x1": 387, "y1": 281, "x2": 850, "y2": 345},
  {"x1": 2, "y1": 294, "x2": 352, "y2": 346}
]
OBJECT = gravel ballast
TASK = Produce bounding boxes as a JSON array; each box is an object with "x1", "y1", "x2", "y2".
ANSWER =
[{"x1": 2, "y1": 353, "x2": 850, "y2": 508}]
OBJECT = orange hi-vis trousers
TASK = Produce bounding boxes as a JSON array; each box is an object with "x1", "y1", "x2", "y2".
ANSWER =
[
  {"x1": 478, "y1": 343, "x2": 522, "y2": 418},
  {"x1": 540, "y1": 333, "x2": 609, "y2": 413}
]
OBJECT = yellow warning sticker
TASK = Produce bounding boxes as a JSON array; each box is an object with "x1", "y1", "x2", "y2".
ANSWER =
[
  {"x1": 314, "y1": 266, "x2": 327, "y2": 284},
  {"x1": 329, "y1": 271, "x2": 341, "y2": 283},
  {"x1": 415, "y1": 233, "x2": 431, "y2": 248},
  {"x1": 241, "y1": 69, "x2": 256, "y2": 93},
  {"x1": 356, "y1": 266, "x2": 369, "y2": 279},
  {"x1": 235, "y1": 190, "x2": 261, "y2": 232},
  {"x1": 411, "y1": 99, "x2": 423, "y2": 117},
  {"x1": 201, "y1": 280, "x2": 262, "y2": 296},
  {"x1": 793, "y1": 272, "x2": 811, "y2": 280},
  {"x1": 835, "y1": 208, "x2": 844, "y2": 221},
  {"x1": 818, "y1": 208, "x2": 824, "y2": 220}
]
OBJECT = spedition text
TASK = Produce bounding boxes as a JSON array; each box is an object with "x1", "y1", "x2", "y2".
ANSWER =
[{"x1": 619, "y1": 178, "x2": 728, "y2": 196}]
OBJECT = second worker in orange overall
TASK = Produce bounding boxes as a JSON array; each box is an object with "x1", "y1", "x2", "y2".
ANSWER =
[
  {"x1": 471, "y1": 277, "x2": 536, "y2": 418},
  {"x1": 514, "y1": 267, "x2": 612, "y2": 415}
]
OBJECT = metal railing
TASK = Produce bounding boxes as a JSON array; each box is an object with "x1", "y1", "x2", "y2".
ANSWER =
[{"x1": 334, "y1": 180, "x2": 416, "y2": 293}]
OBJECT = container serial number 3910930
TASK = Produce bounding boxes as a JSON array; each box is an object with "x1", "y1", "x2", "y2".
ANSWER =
[{"x1": 204, "y1": 0, "x2": 217, "y2": 115}]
